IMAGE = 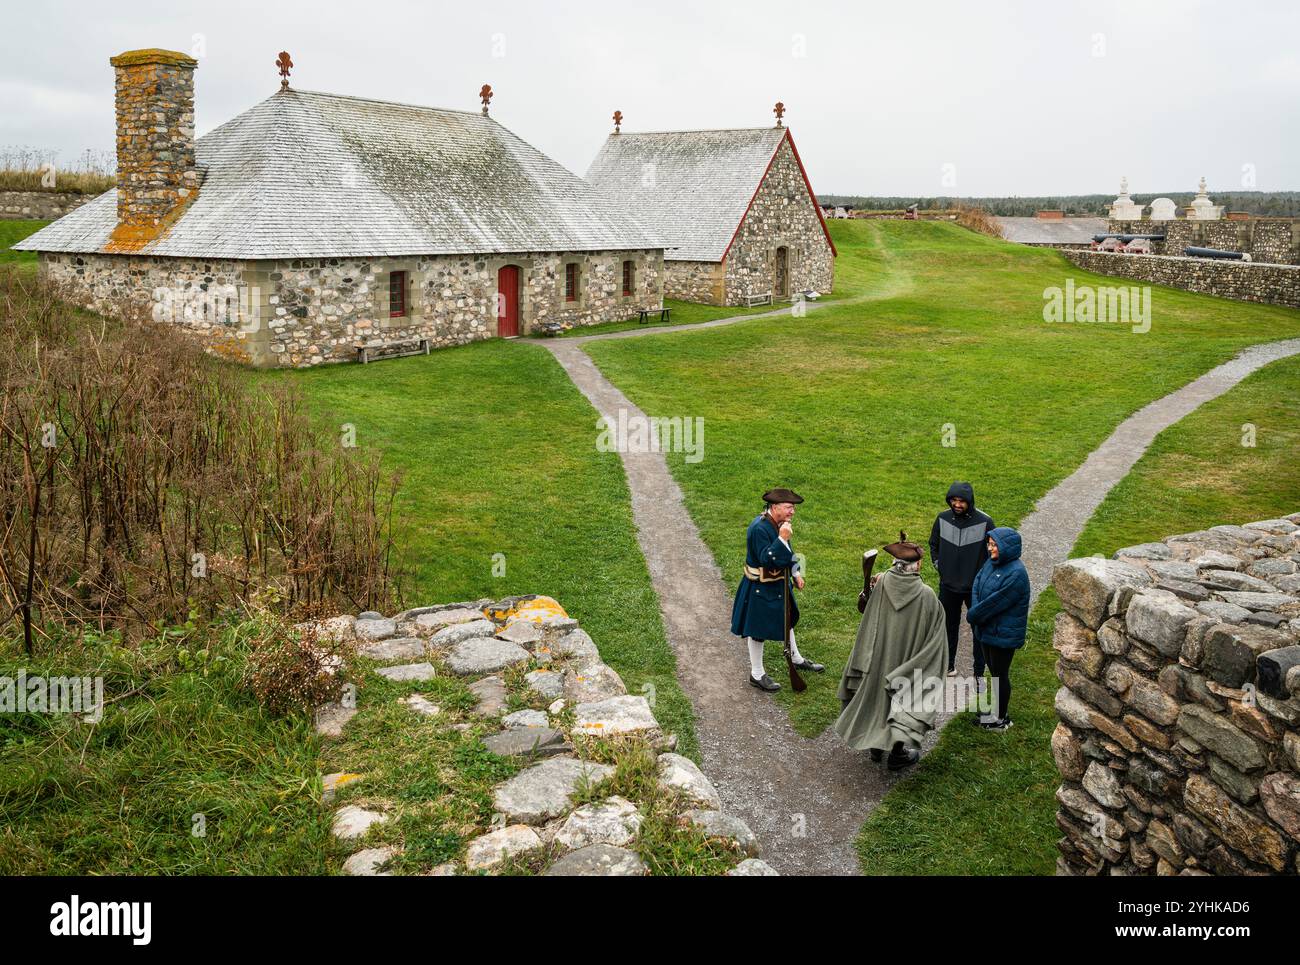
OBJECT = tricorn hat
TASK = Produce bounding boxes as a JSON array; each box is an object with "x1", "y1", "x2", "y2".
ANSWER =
[
  {"x1": 883, "y1": 530, "x2": 924, "y2": 562},
  {"x1": 762, "y1": 487, "x2": 804, "y2": 505}
]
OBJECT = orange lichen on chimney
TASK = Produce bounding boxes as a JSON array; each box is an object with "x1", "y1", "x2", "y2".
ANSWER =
[{"x1": 107, "y1": 48, "x2": 200, "y2": 251}]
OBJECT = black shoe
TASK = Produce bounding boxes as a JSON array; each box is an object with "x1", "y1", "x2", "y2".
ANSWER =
[
  {"x1": 981, "y1": 716, "x2": 1013, "y2": 732},
  {"x1": 791, "y1": 657, "x2": 825, "y2": 673},
  {"x1": 869, "y1": 748, "x2": 884, "y2": 762},
  {"x1": 749, "y1": 673, "x2": 781, "y2": 693},
  {"x1": 886, "y1": 741, "x2": 920, "y2": 771}
]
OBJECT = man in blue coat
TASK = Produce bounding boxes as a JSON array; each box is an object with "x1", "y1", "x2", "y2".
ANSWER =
[
  {"x1": 731, "y1": 488, "x2": 825, "y2": 692},
  {"x1": 966, "y1": 526, "x2": 1030, "y2": 731}
]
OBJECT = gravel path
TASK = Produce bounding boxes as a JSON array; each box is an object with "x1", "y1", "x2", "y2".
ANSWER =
[{"x1": 543, "y1": 309, "x2": 1300, "y2": 875}]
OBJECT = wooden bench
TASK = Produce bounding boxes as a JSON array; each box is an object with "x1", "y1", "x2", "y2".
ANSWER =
[
  {"x1": 743, "y1": 292, "x2": 773, "y2": 307},
  {"x1": 637, "y1": 306, "x2": 672, "y2": 324},
  {"x1": 356, "y1": 337, "x2": 431, "y2": 364}
]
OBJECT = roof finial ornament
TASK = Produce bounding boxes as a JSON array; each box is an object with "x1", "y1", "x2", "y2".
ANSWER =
[
  {"x1": 480, "y1": 84, "x2": 493, "y2": 115},
  {"x1": 773, "y1": 101, "x2": 785, "y2": 128},
  {"x1": 276, "y1": 51, "x2": 293, "y2": 90},
  {"x1": 612, "y1": 110, "x2": 623, "y2": 134}
]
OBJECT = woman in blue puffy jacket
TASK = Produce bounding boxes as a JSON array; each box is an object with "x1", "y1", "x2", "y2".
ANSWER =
[{"x1": 966, "y1": 526, "x2": 1030, "y2": 731}]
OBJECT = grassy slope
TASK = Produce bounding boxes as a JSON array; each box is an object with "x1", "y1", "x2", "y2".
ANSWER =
[
  {"x1": 0, "y1": 220, "x2": 46, "y2": 268},
  {"x1": 857, "y1": 355, "x2": 1300, "y2": 874},
  {"x1": 264, "y1": 341, "x2": 697, "y2": 759},
  {"x1": 582, "y1": 219, "x2": 1300, "y2": 737}
]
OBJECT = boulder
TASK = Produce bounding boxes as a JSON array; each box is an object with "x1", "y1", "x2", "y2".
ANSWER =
[
  {"x1": 354, "y1": 618, "x2": 397, "y2": 642},
  {"x1": 331, "y1": 805, "x2": 387, "y2": 840},
  {"x1": 1124, "y1": 675, "x2": 1180, "y2": 726},
  {"x1": 682, "y1": 810, "x2": 759, "y2": 857},
  {"x1": 464, "y1": 825, "x2": 543, "y2": 872},
  {"x1": 1200, "y1": 570, "x2": 1276, "y2": 592},
  {"x1": 1115, "y1": 542, "x2": 1172, "y2": 561},
  {"x1": 1053, "y1": 557, "x2": 1152, "y2": 629},
  {"x1": 1055, "y1": 687, "x2": 1096, "y2": 730},
  {"x1": 496, "y1": 620, "x2": 544, "y2": 648},
  {"x1": 1195, "y1": 600, "x2": 1251, "y2": 624},
  {"x1": 358, "y1": 637, "x2": 425, "y2": 661},
  {"x1": 502, "y1": 709, "x2": 548, "y2": 729},
  {"x1": 1183, "y1": 773, "x2": 1287, "y2": 871},
  {"x1": 554, "y1": 796, "x2": 643, "y2": 850},
  {"x1": 1189, "y1": 551, "x2": 1243, "y2": 571},
  {"x1": 1053, "y1": 612, "x2": 1104, "y2": 676},
  {"x1": 542, "y1": 843, "x2": 647, "y2": 876},
  {"x1": 727, "y1": 858, "x2": 780, "y2": 876},
  {"x1": 1082, "y1": 761, "x2": 1126, "y2": 809},
  {"x1": 525, "y1": 669, "x2": 565, "y2": 701},
  {"x1": 430, "y1": 619, "x2": 499, "y2": 649},
  {"x1": 1216, "y1": 591, "x2": 1298, "y2": 613},
  {"x1": 1176, "y1": 705, "x2": 1264, "y2": 772},
  {"x1": 399, "y1": 694, "x2": 440, "y2": 717},
  {"x1": 482, "y1": 727, "x2": 568, "y2": 759},
  {"x1": 564, "y1": 663, "x2": 628, "y2": 703},
  {"x1": 411, "y1": 607, "x2": 486, "y2": 636},
  {"x1": 573, "y1": 695, "x2": 661, "y2": 738},
  {"x1": 551, "y1": 629, "x2": 602, "y2": 666},
  {"x1": 314, "y1": 701, "x2": 357, "y2": 738},
  {"x1": 446, "y1": 638, "x2": 531, "y2": 676},
  {"x1": 492, "y1": 756, "x2": 615, "y2": 825},
  {"x1": 1126, "y1": 592, "x2": 1197, "y2": 657},
  {"x1": 296, "y1": 614, "x2": 356, "y2": 643},
  {"x1": 1204, "y1": 623, "x2": 1293, "y2": 687},
  {"x1": 321, "y1": 771, "x2": 363, "y2": 804},
  {"x1": 1259, "y1": 772, "x2": 1300, "y2": 841},
  {"x1": 468, "y1": 676, "x2": 508, "y2": 716},
  {"x1": 375, "y1": 662, "x2": 436, "y2": 682},
  {"x1": 1051, "y1": 724, "x2": 1085, "y2": 781},
  {"x1": 1145, "y1": 560, "x2": 1198, "y2": 582},
  {"x1": 658, "y1": 752, "x2": 722, "y2": 809},
  {"x1": 342, "y1": 846, "x2": 398, "y2": 876}
]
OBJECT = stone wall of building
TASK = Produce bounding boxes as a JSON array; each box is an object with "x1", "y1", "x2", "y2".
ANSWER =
[
  {"x1": 0, "y1": 190, "x2": 96, "y2": 221},
  {"x1": 1051, "y1": 515, "x2": 1300, "y2": 876},
  {"x1": 664, "y1": 259, "x2": 725, "y2": 304},
  {"x1": 1062, "y1": 250, "x2": 1300, "y2": 309},
  {"x1": 39, "y1": 247, "x2": 664, "y2": 367},
  {"x1": 1108, "y1": 218, "x2": 1300, "y2": 265},
  {"x1": 723, "y1": 138, "x2": 835, "y2": 306}
]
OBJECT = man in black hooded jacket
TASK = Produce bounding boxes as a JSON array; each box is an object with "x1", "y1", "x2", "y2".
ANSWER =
[{"x1": 928, "y1": 482, "x2": 995, "y2": 677}]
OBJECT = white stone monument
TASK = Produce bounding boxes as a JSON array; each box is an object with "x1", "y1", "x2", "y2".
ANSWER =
[
  {"x1": 1148, "y1": 197, "x2": 1178, "y2": 220},
  {"x1": 1109, "y1": 176, "x2": 1145, "y2": 220},
  {"x1": 1189, "y1": 177, "x2": 1221, "y2": 220}
]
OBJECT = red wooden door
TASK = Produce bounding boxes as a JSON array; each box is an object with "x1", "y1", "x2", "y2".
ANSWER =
[{"x1": 497, "y1": 266, "x2": 520, "y2": 337}]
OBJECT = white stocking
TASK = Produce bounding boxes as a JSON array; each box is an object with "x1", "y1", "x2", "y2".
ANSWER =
[
  {"x1": 787, "y1": 629, "x2": 804, "y2": 663},
  {"x1": 746, "y1": 637, "x2": 766, "y2": 680}
]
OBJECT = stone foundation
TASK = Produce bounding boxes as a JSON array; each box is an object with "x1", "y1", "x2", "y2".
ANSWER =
[
  {"x1": 0, "y1": 190, "x2": 96, "y2": 221},
  {"x1": 1062, "y1": 249, "x2": 1300, "y2": 309},
  {"x1": 1051, "y1": 515, "x2": 1300, "y2": 876},
  {"x1": 39, "y1": 247, "x2": 664, "y2": 367},
  {"x1": 664, "y1": 260, "x2": 725, "y2": 304}
]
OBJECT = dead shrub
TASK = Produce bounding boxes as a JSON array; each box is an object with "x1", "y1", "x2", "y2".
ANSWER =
[
  {"x1": 954, "y1": 204, "x2": 1004, "y2": 239},
  {"x1": 241, "y1": 618, "x2": 347, "y2": 717}
]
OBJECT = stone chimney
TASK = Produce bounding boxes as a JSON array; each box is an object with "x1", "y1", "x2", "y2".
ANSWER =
[{"x1": 107, "y1": 48, "x2": 199, "y2": 249}]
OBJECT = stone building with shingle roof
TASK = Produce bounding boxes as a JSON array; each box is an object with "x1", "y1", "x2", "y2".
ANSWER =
[
  {"x1": 16, "y1": 49, "x2": 666, "y2": 367},
  {"x1": 584, "y1": 123, "x2": 835, "y2": 306}
]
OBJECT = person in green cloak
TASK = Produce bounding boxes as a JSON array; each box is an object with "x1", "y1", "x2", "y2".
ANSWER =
[{"x1": 833, "y1": 532, "x2": 947, "y2": 770}]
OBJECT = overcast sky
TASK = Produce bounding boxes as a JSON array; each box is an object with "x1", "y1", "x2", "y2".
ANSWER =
[{"x1": 3, "y1": 0, "x2": 1297, "y2": 197}]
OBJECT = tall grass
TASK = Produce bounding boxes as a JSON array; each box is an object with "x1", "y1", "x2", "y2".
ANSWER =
[
  {"x1": 0, "y1": 146, "x2": 114, "y2": 195},
  {"x1": 0, "y1": 267, "x2": 402, "y2": 655}
]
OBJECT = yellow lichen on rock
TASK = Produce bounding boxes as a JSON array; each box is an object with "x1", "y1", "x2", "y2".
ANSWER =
[{"x1": 484, "y1": 595, "x2": 568, "y2": 624}]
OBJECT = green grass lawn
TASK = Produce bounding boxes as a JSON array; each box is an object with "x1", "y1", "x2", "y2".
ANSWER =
[
  {"x1": 582, "y1": 219, "x2": 1300, "y2": 739},
  {"x1": 0, "y1": 219, "x2": 46, "y2": 269},
  {"x1": 856, "y1": 354, "x2": 1300, "y2": 874},
  {"x1": 263, "y1": 341, "x2": 697, "y2": 760}
]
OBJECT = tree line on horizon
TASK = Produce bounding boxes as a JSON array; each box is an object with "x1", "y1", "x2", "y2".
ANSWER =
[{"x1": 817, "y1": 192, "x2": 1300, "y2": 218}]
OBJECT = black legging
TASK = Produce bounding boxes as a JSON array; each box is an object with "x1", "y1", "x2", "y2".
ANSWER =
[
  {"x1": 939, "y1": 587, "x2": 984, "y2": 675},
  {"x1": 984, "y1": 644, "x2": 1015, "y2": 720}
]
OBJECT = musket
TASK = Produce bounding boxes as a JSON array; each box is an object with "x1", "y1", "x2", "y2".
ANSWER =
[
  {"x1": 782, "y1": 566, "x2": 806, "y2": 693},
  {"x1": 857, "y1": 549, "x2": 879, "y2": 614}
]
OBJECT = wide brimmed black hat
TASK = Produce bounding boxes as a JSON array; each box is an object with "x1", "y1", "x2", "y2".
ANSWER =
[
  {"x1": 762, "y1": 488, "x2": 804, "y2": 505},
  {"x1": 883, "y1": 530, "x2": 924, "y2": 562}
]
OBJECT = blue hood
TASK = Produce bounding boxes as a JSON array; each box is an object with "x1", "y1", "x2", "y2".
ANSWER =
[{"x1": 988, "y1": 526, "x2": 1022, "y2": 565}]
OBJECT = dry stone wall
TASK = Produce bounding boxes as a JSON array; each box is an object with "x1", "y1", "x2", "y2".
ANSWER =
[
  {"x1": 0, "y1": 190, "x2": 96, "y2": 221},
  {"x1": 1051, "y1": 515, "x2": 1300, "y2": 876},
  {"x1": 1062, "y1": 249, "x2": 1300, "y2": 309}
]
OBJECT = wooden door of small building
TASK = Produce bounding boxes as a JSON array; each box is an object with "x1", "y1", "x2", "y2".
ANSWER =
[
  {"x1": 774, "y1": 246, "x2": 789, "y2": 298},
  {"x1": 497, "y1": 265, "x2": 520, "y2": 337}
]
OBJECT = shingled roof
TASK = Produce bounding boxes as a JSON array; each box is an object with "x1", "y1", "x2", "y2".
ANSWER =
[
  {"x1": 584, "y1": 127, "x2": 830, "y2": 262},
  {"x1": 16, "y1": 89, "x2": 662, "y2": 259}
]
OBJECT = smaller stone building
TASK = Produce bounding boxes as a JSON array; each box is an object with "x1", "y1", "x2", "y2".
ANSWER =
[
  {"x1": 16, "y1": 49, "x2": 665, "y2": 367},
  {"x1": 584, "y1": 124, "x2": 835, "y2": 306}
]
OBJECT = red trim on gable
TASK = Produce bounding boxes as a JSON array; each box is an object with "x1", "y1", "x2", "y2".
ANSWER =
[{"x1": 719, "y1": 129, "x2": 838, "y2": 264}]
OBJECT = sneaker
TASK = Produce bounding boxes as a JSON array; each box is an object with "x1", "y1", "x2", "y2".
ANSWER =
[
  {"x1": 982, "y1": 717, "x2": 1013, "y2": 732},
  {"x1": 946, "y1": 668, "x2": 957, "y2": 678}
]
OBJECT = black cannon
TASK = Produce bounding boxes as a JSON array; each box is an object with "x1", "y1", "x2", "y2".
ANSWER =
[
  {"x1": 1092, "y1": 233, "x2": 1167, "y2": 243},
  {"x1": 1185, "y1": 246, "x2": 1248, "y2": 261}
]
